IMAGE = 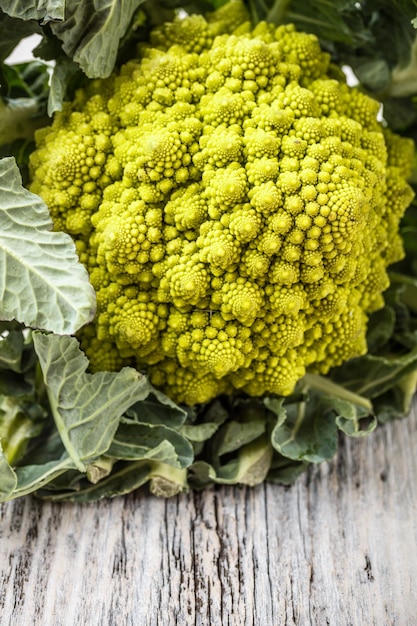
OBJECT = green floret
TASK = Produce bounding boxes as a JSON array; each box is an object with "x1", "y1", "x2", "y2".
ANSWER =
[{"x1": 30, "y1": 0, "x2": 415, "y2": 406}]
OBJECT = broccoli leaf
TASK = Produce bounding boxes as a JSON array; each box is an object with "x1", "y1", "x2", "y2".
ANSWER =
[
  {"x1": 40, "y1": 461, "x2": 187, "y2": 502},
  {"x1": 0, "y1": 370, "x2": 35, "y2": 397},
  {"x1": 190, "y1": 435, "x2": 273, "y2": 487},
  {"x1": 0, "y1": 96, "x2": 44, "y2": 145},
  {"x1": 0, "y1": 445, "x2": 81, "y2": 503},
  {"x1": 216, "y1": 418, "x2": 266, "y2": 456},
  {"x1": 0, "y1": 394, "x2": 47, "y2": 464},
  {"x1": 47, "y1": 56, "x2": 83, "y2": 115},
  {"x1": 178, "y1": 421, "x2": 220, "y2": 443},
  {"x1": 0, "y1": 157, "x2": 96, "y2": 333},
  {"x1": 0, "y1": 60, "x2": 50, "y2": 100},
  {"x1": 333, "y1": 347, "x2": 417, "y2": 400},
  {"x1": 269, "y1": 394, "x2": 339, "y2": 463},
  {"x1": 372, "y1": 369, "x2": 417, "y2": 423},
  {"x1": 390, "y1": 37, "x2": 417, "y2": 98},
  {"x1": 0, "y1": 0, "x2": 64, "y2": 23},
  {"x1": 108, "y1": 420, "x2": 194, "y2": 467},
  {"x1": 0, "y1": 10, "x2": 42, "y2": 61},
  {"x1": 329, "y1": 398, "x2": 377, "y2": 438},
  {"x1": 0, "y1": 59, "x2": 50, "y2": 157},
  {"x1": 0, "y1": 442, "x2": 17, "y2": 500},
  {"x1": 247, "y1": 0, "x2": 368, "y2": 45},
  {"x1": 0, "y1": 327, "x2": 38, "y2": 397},
  {"x1": 0, "y1": 329, "x2": 26, "y2": 372},
  {"x1": 126, "y1": 390, "x2": 187, "y2": 427},
  {"x1": 248, "y1": 0, "x2": 417, "y2": 98},
  {"x1": 9, "y1": 457, "x2": 78, "y2": 500},
  {"x1": 33, "y1": 332, "x2": 152, "y2": 471},
  {"x1": 105, "y1": 391, "x2": 193, "y2": 467},
  {"x1": 267, "y1": 455, "x2": 308, "y2": 485},
  {"x1": 49, "y1": 0, "x2": 147, "y2": 78}
]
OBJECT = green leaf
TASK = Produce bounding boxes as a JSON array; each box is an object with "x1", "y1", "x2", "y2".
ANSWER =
[
  {"x1": 11, "y1": 456, "x2": 76, "y2": 500},
  {"x1": 0, "y1": 96, "x2": 44, "y2": 145},
  {"x1": 18, "y1": 428, "x2": 66, "y2": 465},
  {"x1": 390, "y1": 272, "x2": 417, "y2": 314},
  {"x1": 366, "y1": 306, "x2": 397, "y2": 352},
  {"x1": 333, "y1": 346, "x2": 417, "y2": 399},
  {"x1": 0, "y1": 328, "x2": 37, "y2": 395},
  {"x1": 0, "y1": 10, "x2": 42, "y2": 61},
  {"x1": 270, "y1": 395, "x2": 339, "y2": 463},
  {"x1": 33, "y1": 332, "x2": 152, "y2": 471},
  {"x1": 49, "y1": 0, "x2": 147, "y2": 78},
  {"x1": 38, "y1": 457, "x2": 189, "y2": 500},
  {"x1": 39, "y1": 460, "x2": 155, "y2": 501},
  {"x1": 0, "y1": 441, "x2": 17, "y2": 500},
  {"x1": 251, "y1": 0, "x2": 417, "y2": 102},
  {"x1": 47, "y1": 56, "x2": 83, "y2": 115},
  {"x1": 108, "y1": 420, "x2": 194, "y2": 467},
  {"x1": 126, "y1": 389, "x2": 187, "y2": 427},
  {"x1": 216, "y1": 418, "x2": 266, "y2": 456},
  {"x1": 0, "y1": 394, "x2": 46, "y2": 463},
  {"x1": 0, "y1": 370, "x2": 33, "y2": 395},
  {"x1": 0, "y1": 0, "x2": 65, "y2": 23},
  {"x1": 372, "y1": 368, "x2": 417, "y2": 423},
  {"x1": 0, "y1": 61, "x2": 50, "y2": 153},
  {"x1": 0, "y1": 60, "x2": 50, "y2": 100},
  {"x1": 0, "y1": 329, "x2": 25, "y2": 372},
  {"x1": 325, "y1": 397, "x2": 377, "y2": 438},
  {"x1": 0, "y1": 157, "x2": 96, "y2": 333},
  {"x1": 263, "y1": 396, "x2": 286, "y2": 424},
  {"x1": 389, "y1": 34, "x2": 417, "y2": 97},
  {"x1": 351, "y1": 58, "x2": 391, "y2": 93},
  {"x1": 178, "y1": 421, "x2": 220, "y2": 442},
  {"x1": 267, "y1": 456, "x2": 308, "y2": 485},
  {"x1": 248, "y1": 0, "x2": 368, "y2": 46},
  {"x1": 190, "y1": 435, "x2": 273, "y2": 487},
  {"x1": 382, "y1": 96, "x2": 417, "y2": 132}
]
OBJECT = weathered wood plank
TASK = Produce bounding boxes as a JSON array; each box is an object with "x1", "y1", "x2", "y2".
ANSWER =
[{"x1": 1, "y1": 407, "x2": 416, "y2": 626}]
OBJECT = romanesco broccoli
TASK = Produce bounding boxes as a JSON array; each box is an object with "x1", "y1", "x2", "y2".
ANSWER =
[{"x1": 29, "y1": 0, "x2": 415, "y2": 405}]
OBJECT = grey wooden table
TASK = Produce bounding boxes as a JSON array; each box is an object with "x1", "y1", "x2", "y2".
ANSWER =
[{"x1": 1, "y1": 407, "x2": 416, "y2": 626}]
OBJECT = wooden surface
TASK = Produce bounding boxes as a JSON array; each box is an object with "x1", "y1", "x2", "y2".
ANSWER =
[{"x1": 1, "y1": 408, "x2": 416, "y2": 626}]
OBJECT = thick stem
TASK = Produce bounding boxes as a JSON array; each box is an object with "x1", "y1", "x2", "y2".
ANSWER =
[
  {"x1": 265, "y1": 0, "x2": 293, "y2": 25},
  {"x1": 302, "y1": 373, "x2": 373, "y2": 411}
]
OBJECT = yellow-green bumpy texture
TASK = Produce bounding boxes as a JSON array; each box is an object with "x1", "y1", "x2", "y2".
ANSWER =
[{"x1": 29, "y1": 0, "x2": 415, "y2": 406}]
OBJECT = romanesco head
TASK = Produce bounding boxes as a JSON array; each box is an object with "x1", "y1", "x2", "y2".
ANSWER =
[{"x1": 30, "y1": 0, "x2": 415, "y2": 405}]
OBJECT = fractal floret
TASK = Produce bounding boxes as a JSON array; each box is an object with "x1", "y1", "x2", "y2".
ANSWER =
[{"x1": 29, "y1": 0, "x2": 415, "y2": 405}]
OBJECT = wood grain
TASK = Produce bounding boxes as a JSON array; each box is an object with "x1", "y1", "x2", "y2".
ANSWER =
[{"x1": 1, "y1": 407, "x2": 416, "y2": 626}]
